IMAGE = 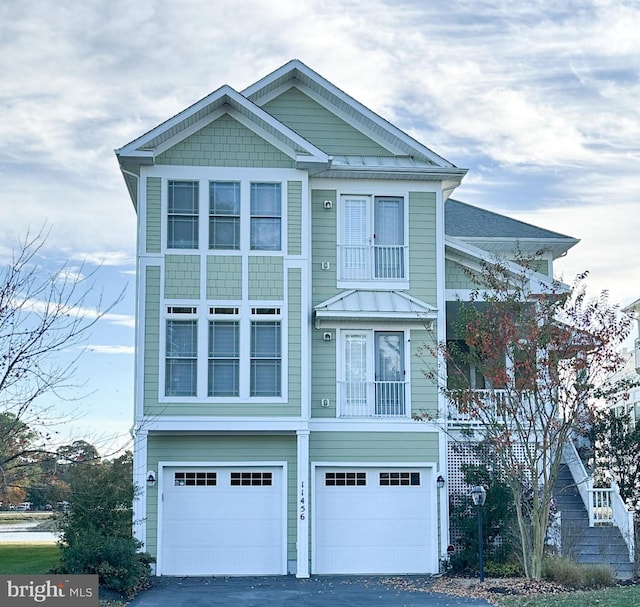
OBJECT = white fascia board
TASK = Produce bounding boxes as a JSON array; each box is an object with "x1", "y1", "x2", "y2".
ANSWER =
[
  {"x1": 140, "y1": 417, "x2": 308, "y2": 432},
  {"x1": 244, "y1": 60, "x2": 457, "y2": 168},
  {"x1": 445, "y1": 237, "x2": 569, "y2": 293},
  {"x1": 116, "y1": 83, "x2": 328, "y2": 165},
  {"x1": 314, "y1": 311, "x2": 435, "y2": 323},
  {"x1": 315, "y1": 166, "x2": 467, "y2": 182},
  {"x1": 309, "y1": 420, "x2": 440, "y2": 433}
]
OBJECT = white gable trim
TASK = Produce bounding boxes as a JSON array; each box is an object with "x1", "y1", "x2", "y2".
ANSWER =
[
  {"x1": 445, "y1": 236, "x2": 568, "y2": 294},
  {"x1": 116, "y1": 84, "x2": 329, "y2": 166},
  {"x1": 243, "y1": 60, "x2": 459, "y2": 169}
]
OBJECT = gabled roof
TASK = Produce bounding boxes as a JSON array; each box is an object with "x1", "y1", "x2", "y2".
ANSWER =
[
  {"x1": 314, "y1": 290, "x2": 437, "y2": 325},
  {"x1": 445, "y1": 236, "x2": 570, "y2": 294},
  {"x1": 445, "y1": 198, "x2": 579, "y2": 259},
  {"x1": 243, "y1": 60, "x2": 459, "y2": 170},
  {"x1": 115, "y1": 84, "x2": 329, "y2": 172}
]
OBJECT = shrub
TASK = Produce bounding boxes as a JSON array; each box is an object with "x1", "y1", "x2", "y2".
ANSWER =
[
  {"x1": 59, "y1": 531, "x2": 153, "y2": 597},
  {"x1": 542, "y1": 556, "x2": 615, "y2": 589}
]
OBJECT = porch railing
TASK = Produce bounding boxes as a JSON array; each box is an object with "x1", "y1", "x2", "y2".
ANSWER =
[
  {"x1": 447, "y1": 389, "x2": 510, "y2": 424},
  {"x1": 338, "y1": 244, "x2": 406, "y2": 280},
  {"x1": 338, "y1": 380, "x2": 408, "y2": 417}
]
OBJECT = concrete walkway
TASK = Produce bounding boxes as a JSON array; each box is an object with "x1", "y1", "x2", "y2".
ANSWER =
[{"x1": 126, "y1": 576, "x2": 495, "y2": 607}]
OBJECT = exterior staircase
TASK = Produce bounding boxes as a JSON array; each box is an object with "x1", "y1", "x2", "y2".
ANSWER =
[{"x1": 553, "y1": 464, "x2": 635, "y2": 579}]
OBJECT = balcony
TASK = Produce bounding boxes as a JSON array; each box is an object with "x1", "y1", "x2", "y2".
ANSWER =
[
  {"x1": 338, "y1": 244, "x2": 407, "y2": 281},
  {"x1": 338, "y1": 380, "x2": 408, "y2": 418},
  {"x1": 634, "y1": 338, "x2": 640, "y2": 374},
  {"x1": 447, "y1": 389, "x2": 511, "y2": 426}
]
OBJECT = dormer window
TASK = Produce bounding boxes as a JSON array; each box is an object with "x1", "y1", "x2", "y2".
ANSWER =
[{"x1": 338, "y1": 195, "x2": 406, "y2": 281}]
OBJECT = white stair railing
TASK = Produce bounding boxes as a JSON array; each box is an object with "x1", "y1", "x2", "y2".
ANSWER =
[{"x1": 562, "y1": 441, "x2": 635, "y2": 563}]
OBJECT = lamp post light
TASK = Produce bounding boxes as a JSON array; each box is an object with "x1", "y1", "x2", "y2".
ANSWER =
[{"x1": 471, "y1": 485, "x2": 487, "y2": 582}]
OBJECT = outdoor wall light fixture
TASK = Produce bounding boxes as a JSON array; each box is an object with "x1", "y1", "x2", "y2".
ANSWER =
[
  {"x1": 471, "y1": 485, "x2": 487, "y2": 582},
  {"x1": 436, "y1": 475, "x2": 445, "y2": 489},
  {"x1": 146, "y1": 471, "x2": 156, "y2": 487}
]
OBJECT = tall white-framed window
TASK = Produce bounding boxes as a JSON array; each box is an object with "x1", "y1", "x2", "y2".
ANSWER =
[
  {"x1": 209, "y1": 181, "x2": 240, "y2": 250},
  {"x1": 167, "y1": 181, "x2": 199, "y2": 249},
  {"x1": 250, "y1": 183, "x2": 282, "y2": 251},
  {"x1": 208, "y1": 319, "x2": 240, "y2": 396},
  {"x1": 250, "y1": 317, "x2": 282, "y2": 397},
  {"x1": 339, "y1": 195, "x2": 405, "y2": 281},
  {"x1": 339, "y1": 330, "x2": 407, "y2": 417},
  {"x1": 165, "y1": 318, "x2": 198, "y2": 396}
]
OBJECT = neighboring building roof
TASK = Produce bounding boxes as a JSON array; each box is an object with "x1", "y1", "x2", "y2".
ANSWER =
[
  {"x1": 445, "y1": 198, "x2": 579, "y2": 259},
  {"x1": 622, "y1": 298, "x2": 640, "y2": 314},
  {"x1": 314, "y1": 290, "x2": 437, "y2": 325}
]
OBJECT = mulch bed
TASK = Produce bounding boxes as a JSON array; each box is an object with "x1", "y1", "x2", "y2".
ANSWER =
[{"x1": 381, "y1": 576, "x2": 580, "y2": 605}]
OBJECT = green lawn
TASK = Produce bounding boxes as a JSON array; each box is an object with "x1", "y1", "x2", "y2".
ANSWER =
[
  {"x1": 496, "y1": 585, "x2": 640, "y2": 607},
  {"x1": 0, "y1": 543, "x2": 125, "y2": 606},
  {"x1": 0, "y1": 542, "x2": 60, "y2": 574}
]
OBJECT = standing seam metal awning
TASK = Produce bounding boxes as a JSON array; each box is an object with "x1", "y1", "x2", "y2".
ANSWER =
[{"x1": 314, "y1": 290, "x2": 437, "y2": 326}]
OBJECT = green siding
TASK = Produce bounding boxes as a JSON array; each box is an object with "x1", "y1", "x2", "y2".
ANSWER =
[
  {"x1": 264, "y1": 88, "x2": 392, "y2": 157},
  {"x1": 311, "y1": 189, "x2": 338, "y2": 306},
  {"x1": 207, "y1": 256, "x2": 242, "y2": 299},
  {"x1": 309, "y1": 431, "x2": 440, "y2": 463},
  {"x1": 164, "y1": 255, "x2": 200, "y2": 299},
  {"x1": 156, "y1": 114, "x2": 295, "y2": 168},
  {"x1": 287, "y1": 181, "x2": 302, "y2": 256},
  {"x1": 408, "y1": 191, "x2": 437, "y2": 305},
  {"x1": 146, "y1": 177, "x2": 161, "y2": 253},
  {"x1": 311, "y1": 329, "x2": 336, "y2": 418},
  {"x1": 288, "y1": 269, "x2": 302, "y2": 408},
  {"x1": 445, "y1": 258, "x2": 476, "y2": 290},
  {"x1": 410, "y1": 329, "x2": 439, "y2": 417},
  {"x1": 248, "y1": 257, "x2": 284, "y2": 300},
  {"x1": 146, "y1": 434, "x2": 297, "y2": 562},
  {"x1": 143, "y1": 267, "x2": 161, "y2": 413}
]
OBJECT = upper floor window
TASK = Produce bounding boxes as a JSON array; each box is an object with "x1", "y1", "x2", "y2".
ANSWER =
[
  {"x1": 339, "y1": 195, "x2": 405, "y2": 281},
  {"x1": 209, "y1": 182, "x2": 240, "y2": 250},
  {"x1": 250, "y1": 320, "x2": 281, "y2": 396},
  {"x1": 208, "y1": 321, "x2": 240, "y2": 396},
  {"x1": 340, "y1": 330, "x2": 407, "y2": 417},
  {"x1": 250, "y1": 183, "x2": 281, "y2": 250},
  {"x1": 166, "y1": 319, "x2": 198, "y2": 396},
  {"x1": 168, "y1": 181, "x2": 199, "y2": 249}
]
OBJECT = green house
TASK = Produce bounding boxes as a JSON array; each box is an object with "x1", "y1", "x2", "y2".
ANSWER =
[{"x1": 116, "y1": 60, "x2": 579, "y2": 577}]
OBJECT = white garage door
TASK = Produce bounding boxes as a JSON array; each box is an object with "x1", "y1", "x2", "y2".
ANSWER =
[
  {"x1": 314, "y1": 467, "x2": 434, "y2": 574},
  {"x1": 160, "y1": 466, "x2": 285, "y2": 575}
]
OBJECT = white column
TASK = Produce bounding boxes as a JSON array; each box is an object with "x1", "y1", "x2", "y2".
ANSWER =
[
  {"x1": 132, "y1": 428, "x2": 148, "y2": 549},
  {"x1": 438, "y1": 426, "x2": 450, "y2": 563},
  {"x1": 296, "y1": 430, "x2": 310, "y2": 578}
]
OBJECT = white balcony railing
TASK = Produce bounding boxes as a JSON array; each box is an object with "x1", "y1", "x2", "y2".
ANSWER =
[
  {"x1": 634, "y1": 337, "x2": 640, "y2": 374},
  {"x1": 338, "y1": 244, "x2": 406, "y2": 281},
  {"x1": 338, "y1": 380, "x2": 408, "y2": 418},
  {"x1": 447, "y1": 389, "x2": 511, "y2": 424}
]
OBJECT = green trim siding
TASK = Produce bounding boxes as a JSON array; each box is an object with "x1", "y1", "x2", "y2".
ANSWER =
[
  {"x1": 156, "y1": 114, "x2": 295, "y2": 168},
  {"x1": 145, "y1": 434, "x2": 297, "y2": 562},
  {"x1": 410, "y1": 331, "x2": 439, "y2": 417},
  {"x1": 146, "y1": 177, "x2": 161, "y2": 253},
  {"x1": 164, "y1": 255, "x2": 201, "y2": 299},
  {"x1": 309, "y1": 431, "x2": 440, "y2": 463},
  {"x1": 248, "y1": 257, "x2": 284, "y2": 300},
  {"x1": 207, "y1": 256, "x2": 242, "y2": 299},
  {"x1": 311, "y1": 329, "x2": 337, "y2": 418},
  {"x1": 264, "y1": 88, "x2": 392, "y2": 157},
  {"x1": 408, "y1": 191, "x2": 437, "y2": 305},
  {"x1": 445, "y1": 258, "x2": 476, "y2": 290},
  {"x1": 287, "y1": 181, "x2": 302, "y2": 256},
  {"x1": 311, "y1": 189, "x2": 338, "y2": 306},
  {"x1": 143, "y1": 267, "x2": 161, "y2": 413},
  {"x1": 288, "y1": 269, "x2": 302, "y2": 408}
]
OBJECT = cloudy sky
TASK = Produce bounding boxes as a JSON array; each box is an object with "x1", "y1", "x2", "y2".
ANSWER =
[{"x1": 1, "y1": 0, "x2": 639, "y2": 450}]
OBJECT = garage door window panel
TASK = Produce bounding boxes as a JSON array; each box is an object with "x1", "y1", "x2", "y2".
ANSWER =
[
  {"x1": 174, "y1": 471, "x2": 217, "y2": 486},
  {"x1": 325, "y1": 472, "x2": 366, "y2": 486},
  {"x1": 230, "y1": 472, "x2": 273, "y2": 486}
]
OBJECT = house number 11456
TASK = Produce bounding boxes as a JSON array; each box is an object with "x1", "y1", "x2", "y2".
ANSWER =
[{"x1": 299, "y1": 481, "x2": 305, "y2": 520}]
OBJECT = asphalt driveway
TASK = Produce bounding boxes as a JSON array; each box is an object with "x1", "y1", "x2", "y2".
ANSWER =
[{"x1": 125, "y1": 576, "x2": 495, "y2": 606}]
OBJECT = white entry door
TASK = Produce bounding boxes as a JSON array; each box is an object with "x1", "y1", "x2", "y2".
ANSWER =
[
  {"x1": 314, "y1": 466, "x2": 434, "y2": 574},
  {"x1": 160, "y1": 466, "x2": 285, "y2": 575}
]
